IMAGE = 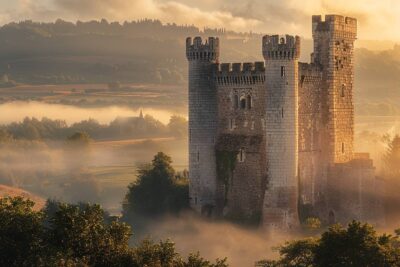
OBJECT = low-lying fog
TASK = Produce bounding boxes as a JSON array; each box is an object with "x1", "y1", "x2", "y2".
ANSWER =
[{"x1": 0, "y1": 101, "x2": 186, "y2": 125}]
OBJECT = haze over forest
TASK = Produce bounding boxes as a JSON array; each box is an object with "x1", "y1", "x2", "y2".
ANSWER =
[
  {"x1": 0, "y1": 3, "x2": 400, "y2": 264},
  {"x1": 0, "y1": 19, "x2": 399, "y2": 105}
]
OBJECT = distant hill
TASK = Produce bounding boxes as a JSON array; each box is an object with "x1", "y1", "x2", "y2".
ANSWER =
[
  {"x1": 0, "y1": 19, "x2": 398, "y2": 103},
  {"x1": 0, "y1": 184, "x2": 45, "y2": 210}
]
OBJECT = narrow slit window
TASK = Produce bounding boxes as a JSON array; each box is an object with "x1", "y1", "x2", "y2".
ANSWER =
[
  {"x1": 281, "y1": 66, "x2": 285, "y2": 77},
  {"x1": 238, "y1": 148, "x2": 245, "y2": 162},
  {"x1": 281, "y1": 108, "x2": 284, "y2": 118},
  {"x1": 342, "y1": 143, "x2": 345, "y2": 154},
  {"x1": 341, "y1": 84, "x2": 345, "y2": 97}
]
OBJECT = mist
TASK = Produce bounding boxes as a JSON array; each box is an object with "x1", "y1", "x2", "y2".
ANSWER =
[{"x1": 0, "y1": 101, "x2": 186, "y2": 125}]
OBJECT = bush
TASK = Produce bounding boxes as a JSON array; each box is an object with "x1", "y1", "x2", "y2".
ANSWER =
[{"x1": 123, "y1": 152, "x2": 189, "y2": 221}]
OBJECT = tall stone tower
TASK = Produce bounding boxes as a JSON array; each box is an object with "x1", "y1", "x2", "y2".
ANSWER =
[
  {"x1": 262, "y1": 35, "x2": 301, "y2": 230},
  {"x1": 312, "y1": 15, "x2": 357, "y2": 165},
  {"x1": 186, "y1": 37, "x2": 220, "y2": 215}
]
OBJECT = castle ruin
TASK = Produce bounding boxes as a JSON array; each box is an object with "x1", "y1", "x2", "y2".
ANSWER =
[{"x1": 186, "y1": 15, "x2": 384, "y2": 230}]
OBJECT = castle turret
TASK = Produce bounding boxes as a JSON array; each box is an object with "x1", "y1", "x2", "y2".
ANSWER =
[
  {"x1": 186, "y1": 37, "x2": 220, "y2": 216},
  {"x1": 262, "y1": 35, "x2": 300, "y2": 231},
  {"x1": 312, "y1": 15, "x2": 357, "y2": 165}
]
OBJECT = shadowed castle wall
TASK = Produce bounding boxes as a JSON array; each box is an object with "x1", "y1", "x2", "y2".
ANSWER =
[
  {"x1": 298, "y1": 63, "x2": 323, "y2": 206},
  {"x1": 215, "y1": 62, "x2": 267, "y2": 224},
  {"x1": 186, "y1": 37, "x2": 219, "y2": 215}
]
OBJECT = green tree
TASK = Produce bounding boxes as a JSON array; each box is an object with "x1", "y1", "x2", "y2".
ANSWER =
[
  {"x1": 0, "y1": 197, "x2": 45, "y2": 266},
  {"x1": 258, "y1": 221, "x2": 400, "y2": 267},
  {"x1": 46, "y1": 202, "x2": 132, "y2": 267},
  {"x1": 123, "y1": 152, "x2": 189, "y2": 221},
  {"x1": 0, "y1": 197, "x2": 225, "y2": 267}
]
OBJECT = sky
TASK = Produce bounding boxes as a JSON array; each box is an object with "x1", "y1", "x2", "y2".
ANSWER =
[{"x1": 0, "y1": 0, "x2": 399, "y2": 41}]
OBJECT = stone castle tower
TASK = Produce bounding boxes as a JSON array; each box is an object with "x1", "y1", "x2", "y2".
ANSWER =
[
  {"x1": 186, "y1": 15, "x2": 384, "y2": 229},
  {"x1": 186, "y1": 37, "x2": 220, "y2": 215},
  {"x1": 262, "y1": 35, "x2": 300, "y2": 230}
]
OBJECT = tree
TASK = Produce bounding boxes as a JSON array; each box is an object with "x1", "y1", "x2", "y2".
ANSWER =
[
  {"x1": 0, "y1": 197, "x2": 227, "y2": 267},
  {"x1": 123, "y1": 152, "x2": 189, "y2": 221},
  {"x1": 258, "y1": 221, "x2": 400, "y2": 267},
  {"x1": 0, "y1": 197, "x2": 44, "y2": 266},
  {"x1": 66, "y1": 132, "x2": 92, "y2": 147},
  {"x1": 0, "y1": 128, "x2": 13, "y2": 143},
  {"x1": 46, "y1": 202, "x2": 132, "y2": 267}
]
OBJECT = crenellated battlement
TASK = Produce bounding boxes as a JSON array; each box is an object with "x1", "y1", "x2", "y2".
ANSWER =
[
  {"x1": 214, "y1": 62, "x2": 265, "y2": 85},
  {"x1": 262, "y1": 35, "x2": 300, "y2": 60},
  {"x1": 312, "y1": 15, "x2": 357, "y2": 39},
  {"x1": 186, "y1": 36, "x2": 220, "y2": 62}
]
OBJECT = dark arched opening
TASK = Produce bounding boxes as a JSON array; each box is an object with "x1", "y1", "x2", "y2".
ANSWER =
[
  {"x1": 247, "y1": 95, "x2": 252, "y2": 109},
  {"x1": 240, "y1": 97, "x2": 246, "y2": 109}
]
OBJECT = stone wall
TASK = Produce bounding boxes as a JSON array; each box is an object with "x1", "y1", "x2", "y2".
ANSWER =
[
  {"x1": 312, "y1": 15, "x2": 357, "y2": 164},
  {"x1": 215, "y1": 62, "x2": 267, "y2": 224},
  {"x1": 327, "y1": 153, "x2": 385, "y2": 226},
  {"x1": 186, "y1": 37, "x2": 219, "y2": 216},
  {"x1": 298, "y1": 63, "x2": 324, "y2": 206},
  {"x1": 262, "y1": 35, "x2": 300, "y2": 230}
]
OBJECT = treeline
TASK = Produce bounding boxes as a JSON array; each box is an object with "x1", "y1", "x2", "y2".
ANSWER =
[
  {"x1": 258, "y1": 221, "x2": 400, "y2": 267},
  {"x1": 4, "y1": 151, "x2": 400, "y2": 266},
  {"x1": 0, "y1": 19, "x2": 262, "y2": 85},
  {"x1": 0, "y1": 115, "x2": 187, "y2": 141},
  {"x1": 0, "y1": 197, "x2": 226, "y2": 267}
]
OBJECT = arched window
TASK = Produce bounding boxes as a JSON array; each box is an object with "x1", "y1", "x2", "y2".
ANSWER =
[
  {"x1": 247, "y1": 95, "x2": 252, "y2": 109},
  {"x1": 234, "y1": 95, "x2": 239, "y2": 109},
  {"x1": 240, "y1": 96, "x2": 246, "y2": 109}
]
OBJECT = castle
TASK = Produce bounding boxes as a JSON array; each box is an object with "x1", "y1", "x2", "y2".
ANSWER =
[{"x1": 186, "y1": 15, "x2": 384, "y2": 230}]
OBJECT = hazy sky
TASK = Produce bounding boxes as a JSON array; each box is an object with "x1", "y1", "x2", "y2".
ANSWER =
[{"x1": 0, "y1": 0, "x2": 399, "y2": 41}]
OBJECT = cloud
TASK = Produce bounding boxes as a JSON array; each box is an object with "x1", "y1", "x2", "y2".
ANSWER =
[
  {"x1": 0, "y1": 0, "x2": 399, "y2": 40},
  {"x1": 52, "y1": 0, "x2": 261, "y2": 31}
]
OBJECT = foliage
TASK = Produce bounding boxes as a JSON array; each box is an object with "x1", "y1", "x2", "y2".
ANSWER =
[
  {"x1": 0, "y1": 197, "x2": 45, "y2": 266},
  {"x1": 1, "y1": 115, "x2": 186, "y2": 141},
  {"x1": 258, "y1": 221, "x2": 400, "y2": 267},
  {"x1": 216, "y1": 150, "x2": 238, "y2": 206},
  {"x1": 123, "y1": 152, "x2": 189, "y2": 220},
  {"x1": 66, "y1": 131, "x2": 92, "y2": 145},
  {"x1": 0, "y1": 196, "x2": 225, "y2": 267},
  {"x1": 303, "y1": 217, "x2": 322, "y2": 232}
]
